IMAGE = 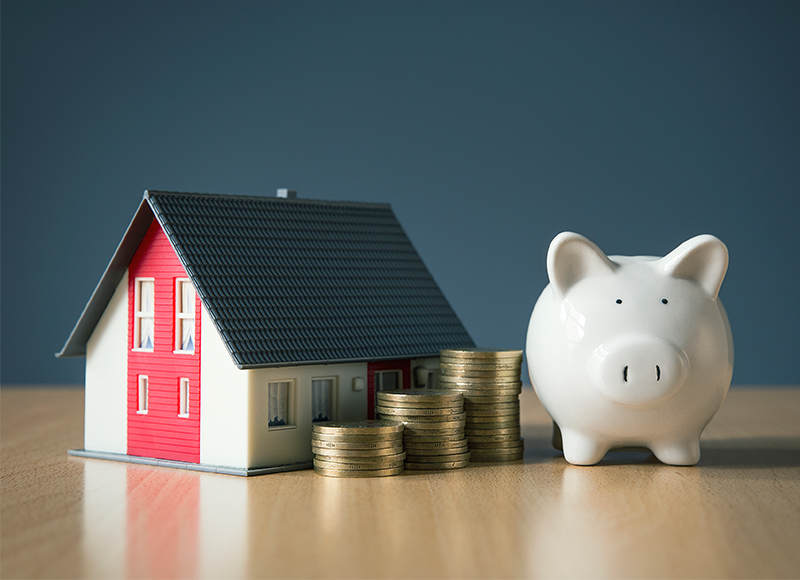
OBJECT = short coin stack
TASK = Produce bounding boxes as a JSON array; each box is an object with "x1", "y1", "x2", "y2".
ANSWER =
[
  {"x1": 438, "y1": 348, "x2": 524, "y2": 462},
  {"x1": 376, "y1": 390, "x2": 470, "y2": 470},
  {"x1": 312, "y1": 420, "x2": 405, "y2": 477}
]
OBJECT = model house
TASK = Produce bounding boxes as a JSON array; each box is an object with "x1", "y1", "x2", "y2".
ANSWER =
[{"x1": 58, "y1": 190, "x2": 474, "y2": 475}]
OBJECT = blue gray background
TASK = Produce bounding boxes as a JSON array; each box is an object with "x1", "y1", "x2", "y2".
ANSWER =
[{"x1": 2, "y1": 1, "x2": 798, "y2": 385}]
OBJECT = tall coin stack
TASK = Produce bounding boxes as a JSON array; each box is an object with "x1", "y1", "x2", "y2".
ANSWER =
[
  {"x1": 376, "y1": 390, "x2": 470, "y2": 470},
  {"x1": 438, "y1": 348, "x2": 524, "y2": 462},
  {"x1": 312, "y1": 420, "x2": 405, "y2": 477}
]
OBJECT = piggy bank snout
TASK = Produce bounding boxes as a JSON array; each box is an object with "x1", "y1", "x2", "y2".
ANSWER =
[{"x1": 594, "y1": 336, "x2": 688, "y2": 407}]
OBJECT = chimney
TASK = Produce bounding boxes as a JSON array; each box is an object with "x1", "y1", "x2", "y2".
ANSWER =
[{"x1": 276, "y1": 188, "x2": 297, "y2": 199}]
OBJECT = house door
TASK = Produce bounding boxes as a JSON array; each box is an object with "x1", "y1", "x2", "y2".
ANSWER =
[{"x1": 367, "y1": 360, "x2": 411, "y2": 419}]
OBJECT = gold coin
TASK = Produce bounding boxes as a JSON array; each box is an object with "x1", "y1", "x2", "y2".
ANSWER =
[
  {"x1": 440, "y1": 387, "x2": 522, "y2": 397},
  {"x1": 467, "y1": 438, "x2": 524, "y2": 449},
  {"x1": 312, "y1": 445, "x2": 404, "y2": 457},
  {"x1": 440, "y1": 348, "x2": 523, "y2": 359},
  {"x1": 465, "y1": 420, "x2": 520, "y2": 430},
  {"x1": 437, "y1": 360, "x2": 521, "y2": 372},
  {"x1": 466, "y1": 408, "x2": 520, "y2": 417},
  {"x1": 439, "y1": 373, "x2": 522, "y2": 382},
  {"x1": 466, "y1": 433, "x2": 521, "y2": 443},
  {"x1": 392, "y1": 417, "x2": 466, "y2": 428},
  {"x1": 439, "y1": 368, "x2": 521, "y2": 379},
  {"x1": 312, "y1": 432, "x2": 403, "y2": 443},
  {"x1": 377, "y1": 413, "x2": 465, "y2": 425},
  {"x1": 403, "y1": 438, "x2": 469, "y2": 449},
  {"x1": 406, "y1": 451, "x2": 471, "y2": 462},
  {"x1": 314, "y1": 466, "x2": 404, "y2": 478},
  {"x1": 403, "y1": 432, "x2": 466, "y2": 443},
  {"x1": 469, "y1": 450, "x2": 524, "y2": 462},
  {"x1": 314, "y1": 452, "x2": 406, "y2": 464},
  {"x1": 375, "y1": 399, "x2": 463, "y2": 409},
  {"x1": 376, "y1": 405, "x2": 465, "y2": 417},
  {"x1": 310, "y1": 438, "x2": 401, "y2": 450},
  {"x1": 313, "y1": 420, "x2": 404, "y2": 435},
  {"x1": 405, "y1": 444, "x2": 469, "y2": 456},
  {"x1": 313, "y1": 457, "x2": 405, "y2": 470},
  {"x1": 464, "y1": 401, "x2": 521, "y2": 410},
  {"x1": 462, "y1": 394, "x2": 520, "y2": 404},
  {"x1": 404, "y1": 459, "x2": 470, "y2": 470},
  {"x1": 377, "y1": 389, "x2": 463, "y2": 403},
  {"x1": 464, "y1": 425, "x2": 520, "y2": 437}
]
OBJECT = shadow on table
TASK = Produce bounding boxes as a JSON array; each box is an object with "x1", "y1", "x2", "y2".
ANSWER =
[{"x1": 697, "y1": 437, "x2": 800, "y2": 468}]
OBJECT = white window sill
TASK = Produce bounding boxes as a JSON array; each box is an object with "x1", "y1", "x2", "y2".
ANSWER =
[
  {"x1": 172, "y1": 350, "x2": 195, "y2": 355},
  {"x1": 137, "y1": 410, "x2": 148, "y2": 415},
  {"x1": 178, "y1": 413, "x2": 190, "y2": 418},
  {"x1": 268, "y1": 425, "x2": 297, "y2": 431},
  {"x1": 132, "y1": 348, "x2": 154, "y2": 353}
]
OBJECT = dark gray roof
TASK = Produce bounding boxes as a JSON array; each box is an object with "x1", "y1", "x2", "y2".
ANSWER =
[{"x1": 58, "y1": 190, "x2": 474, "y2": 368}]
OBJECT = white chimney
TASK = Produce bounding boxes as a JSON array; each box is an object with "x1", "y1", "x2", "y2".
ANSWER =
[{"x1": 276, "y1": 188, "x2": 297, "y2": 199}]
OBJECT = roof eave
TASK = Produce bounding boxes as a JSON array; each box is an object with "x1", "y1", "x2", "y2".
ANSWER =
[{"x1": 234, "y1": 352, "x2": 446, "y2": 370}]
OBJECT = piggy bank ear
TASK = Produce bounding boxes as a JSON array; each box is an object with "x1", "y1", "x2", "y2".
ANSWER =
[
  {"x1": 660, "y1": 234, "x2": 729, "y2": 299},
  {"x1": 547, "y1": 232, "x2": 616, "y2": 299}
]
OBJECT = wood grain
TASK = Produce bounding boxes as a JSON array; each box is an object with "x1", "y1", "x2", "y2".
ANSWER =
[{"x1": 2, "y1": 386, "x2": 799, "y2": 579}]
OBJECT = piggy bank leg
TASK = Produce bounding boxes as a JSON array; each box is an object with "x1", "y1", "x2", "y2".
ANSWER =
[
  {"x1": 650, "y1": 438, "x2": 701, "y2": 466},
  {"x1": 560, "y1": 429, "x2": 610, "y2": 465}
]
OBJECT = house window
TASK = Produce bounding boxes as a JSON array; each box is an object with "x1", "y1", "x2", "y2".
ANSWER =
[
  {"x1": 374, "y1": 370, "x2": 401, "y2": 413},
  {"x1": 268, "y1": 381, "x2": 294, "y2": 428},
  {"x1": 312, "y1": 378, "x2": 336, "y2": 422},
  {"x1": 179, "y1": 378, "x2": 190, "y2": 417},
  {"x1": 175, "y1": 279, "x2": 195, "y2": 353},
  {"x1": 134, "y1": 279, "x2": 155, "y2": 350},
  {"x1": 137, "y1": 375, "x2": 148, "y2": 414},
  {"x1": 375, "y1": 370, "x2": 401, "y2": 392}
]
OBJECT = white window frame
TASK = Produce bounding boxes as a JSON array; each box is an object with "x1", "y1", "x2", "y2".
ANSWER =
[
  {"x1": 133, "y1": 278, "x2": 155, "y2": 352},
  {"x1": 174, "y1": 279, "x2": 196, "y2": 354},
  {"x1": 268, "y1": 380, "x2": 296, "y2": 430},
  {"x1": 311, "y1": 376, "x2": 338, "y2": 423},
  {"x1": 179, "y1": 378, "x2": 190, "y2": 417},
  {"x1": 137, "y1": 375, "x2": 149, "y2": 414}
]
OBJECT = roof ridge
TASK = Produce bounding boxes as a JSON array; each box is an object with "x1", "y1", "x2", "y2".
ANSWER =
[{"x1": 144, "y1": 190, "x2": 392, "y2": 210}]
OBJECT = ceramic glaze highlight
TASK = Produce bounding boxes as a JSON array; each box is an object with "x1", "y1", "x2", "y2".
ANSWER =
[{"x1": 526, "y1": 232, "x2": 734, "y2": 466}]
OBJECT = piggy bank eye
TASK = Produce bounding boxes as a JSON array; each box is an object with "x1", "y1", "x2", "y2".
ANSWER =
[
  {"x1": 615, "y1": 299, "x2": 622, "y2": 304},
  {"x1": 662, "y1": 298, "x2": 668, "y2": 304}
]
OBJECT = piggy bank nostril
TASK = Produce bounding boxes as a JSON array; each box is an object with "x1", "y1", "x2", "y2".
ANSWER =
[
  {"x1": 656, "y1": 365, "x2": 661, "y2": 381},
  {"x1": 623, "y1": 366, "x2": 628, "y2": 382}
]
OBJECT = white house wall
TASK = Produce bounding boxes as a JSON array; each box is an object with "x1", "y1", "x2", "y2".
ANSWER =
[
  {"x1": 410, "y1": 357, "x2": 441, "y2": 389},
  {"x1": 84, "y1": 270, "x2": 128, "y2": 454},
  {"x1": 247, "y1": 362, "x2": 369, "y2": 468},
  {"x1": 199, "y1": 306, "x2": 250, "y2": 469}
]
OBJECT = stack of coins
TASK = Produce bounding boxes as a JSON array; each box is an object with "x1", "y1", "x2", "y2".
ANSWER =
[
  {"x1": 376, "y1": 390, "x2": 470, "y2": 470},
  {"x1": 438, "y1": 348, "x2": 525, "y2": 462},
  {"x1": 312, "y1": 420, "x2": 405, "y2": 477}
]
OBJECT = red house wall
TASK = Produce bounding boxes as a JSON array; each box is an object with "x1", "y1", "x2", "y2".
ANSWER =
[
  {"x1": 127, "y1": 220, "x2": 201, "y2": 463},
  {"x1": 367, "y1": 359, "x2": 411, "y2": 419}
]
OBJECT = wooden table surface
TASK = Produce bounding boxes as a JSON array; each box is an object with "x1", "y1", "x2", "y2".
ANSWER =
[{"x1": 2, "y1": 386, "x2": 799, "y2": 579}]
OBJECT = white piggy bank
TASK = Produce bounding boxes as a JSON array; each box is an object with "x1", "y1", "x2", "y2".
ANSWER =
[{"x1": 526, "y1": 232, "x2": 734, "y2": 465}]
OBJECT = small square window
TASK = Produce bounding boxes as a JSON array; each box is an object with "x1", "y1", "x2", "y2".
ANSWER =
[{"x1": 268, "y1": 381, "x2": 295, "y2": 428}]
